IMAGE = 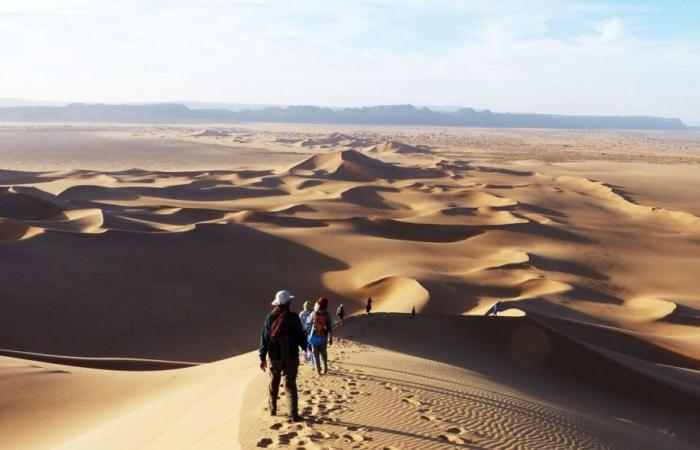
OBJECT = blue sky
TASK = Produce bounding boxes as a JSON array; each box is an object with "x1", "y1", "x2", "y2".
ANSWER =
[{"x1": 1, "y1": 0, "x2": 698, "y2": 123}]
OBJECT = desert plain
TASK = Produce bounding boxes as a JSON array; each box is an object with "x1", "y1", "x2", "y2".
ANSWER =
[{"x1": 0, "y1": 123, "x2": 699, "y2": 449}]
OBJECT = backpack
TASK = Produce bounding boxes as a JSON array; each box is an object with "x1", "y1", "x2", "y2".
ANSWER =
[{"x1": 313, "y1": 311, "x2": 329, "y2": 336}]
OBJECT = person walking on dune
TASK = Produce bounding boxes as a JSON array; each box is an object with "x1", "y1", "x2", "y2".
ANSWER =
[
  {"x1": 411, "y1": 305, "x2": 416, "y2": 319},
  {"x1": 299, "y1": 300, "x2": 315, "y2": 367},
  {"x1": 485, "y1": 301, "x2": 501, "y2": 316},
  {"x1": 306, "y1": 297, "x2": 333, "y2": 375},
  {"x1": 366, "y1": 297, "x2": 373, "y2": 314},
  {"x1": 259, "y1": 290, "x2": 307, "y2": 422},
  {"x1": 336, "y1": 303, "x2": 345, "y2": 323}
]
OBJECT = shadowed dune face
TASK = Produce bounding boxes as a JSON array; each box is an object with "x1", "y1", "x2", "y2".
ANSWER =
[
  {"x1": 0, "y1": 143, "x2": 699, "y2": 366},
  {"x1": 0, "y1": 224, "x2": 348, "y2": 360}
]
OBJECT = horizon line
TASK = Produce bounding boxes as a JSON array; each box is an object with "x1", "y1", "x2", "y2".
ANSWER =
[{"x1": 0, "y1": 98, "x2": 694, "y2": 124}]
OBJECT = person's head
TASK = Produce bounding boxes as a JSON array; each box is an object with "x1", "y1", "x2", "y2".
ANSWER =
[
  {"x1": 315, "y1": 296, "x2": 328, "y2": 311},
  {"x1": 303, "y1": 300, "x2": 312, "y2": 312},
  {"x1": 271, "y1": 290, "x2": 294, "y2": 308}
]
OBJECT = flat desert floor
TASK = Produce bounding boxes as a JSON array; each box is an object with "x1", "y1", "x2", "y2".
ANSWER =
[{"x1": 0, "y1": 123, "x2": 699, "y2": 449}]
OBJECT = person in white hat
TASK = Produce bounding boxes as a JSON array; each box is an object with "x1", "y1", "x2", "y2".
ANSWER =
[{"x1": 259, "y1": 290, "x2": 307, "y2": 422}]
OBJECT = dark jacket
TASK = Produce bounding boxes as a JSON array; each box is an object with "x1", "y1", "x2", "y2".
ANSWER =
[{"x1": 259, "y1": 308, "x2": 307, "y2": 362}]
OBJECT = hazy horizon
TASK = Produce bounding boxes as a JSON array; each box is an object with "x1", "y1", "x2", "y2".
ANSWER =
[
  {"x1": 1, "y1": 0, "x2": 699, "y2": 124},
  {"x1": 1, "y1": 99, "x2": 698, "y2": 127}
]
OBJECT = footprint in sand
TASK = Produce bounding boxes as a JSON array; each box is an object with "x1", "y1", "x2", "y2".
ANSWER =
[
  {"x1": 277, "y1": 431, "x2": 298, "y2": 444},
  {"x1": 401, "y1": 396, "x2": 423, "y2": 407},
  {"x1": 439, "y1": 433, "x2": 466, "y2": 445},
  {"x1": 256, "y1": 437, "x2": 274, "y2": 448},
  {"x1": 342, "y1": 433, "x2": 369, "y2": 443}
]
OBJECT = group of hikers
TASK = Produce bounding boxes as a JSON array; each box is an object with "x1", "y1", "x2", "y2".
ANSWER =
[
  {"x1": 258, "y1": 291, "x2": 375, "y2": 421},
  {"x1": 259, "y1": 289, "x2": 500, "y2": 421}
]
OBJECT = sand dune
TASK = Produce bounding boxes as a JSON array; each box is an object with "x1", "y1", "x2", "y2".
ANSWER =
[
  {"x1": 1, "y1": 125, "x2": 699, "y2": 448},
  {"x1": 190, "y1": 128, "x2": 231, "y2": 138},
  {"x1": 288, "y1": 149, "x2": 442, "y2": 182},
  {"x1": 359, "y1": 276, "x2": 429, "y2": 312},
  {"x1": 4, "y1": 315, "x2": 696, "y2": 449},
  {"x1": 1, "y1": 147, "x2": 698, "y2": 362},
  {"x1": 366, "y1": 140, "x2": 433, "y2": 154},
  {"x1": 0, "y1": 217, "x2": 43, "y2": 240},
  {"x1": 277, "y1": 132, "x2": 373, "y2": 148},
  {"x1": 0, "y1": 186, "x2": 67, "y2": 219}
]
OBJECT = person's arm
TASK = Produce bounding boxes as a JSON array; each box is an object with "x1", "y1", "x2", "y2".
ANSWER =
[
  {"x1": 327, "y1": 312, "x2": 333, "y2": 345},
  {"x1": 259, "y1": 316, "x2": 270, "y2": 371}
]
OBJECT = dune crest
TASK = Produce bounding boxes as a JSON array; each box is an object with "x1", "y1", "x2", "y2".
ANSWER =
[
  {"x1": 189, "y1": 128, "x2": 230, "y2": 138},
  {"x1": 359, "y1": 276, "x2": 430, "y2": 312},
  {"x1": 366, "y1": 140, "x2": 433, "y2": 154},
  {"x1": 0, "y1": 217, "x2": 43, "y2": 240},
  {"x1": 287, "y1": 149, "x2": 442, "y2": 181}
]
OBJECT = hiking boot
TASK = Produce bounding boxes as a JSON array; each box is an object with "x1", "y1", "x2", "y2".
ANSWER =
[
  {"x1": 290, "y1": 414, "x2": 304, "y2": 422},
  {"x1": 268, "y1": 399, "x2": 277, "y2": 416}
]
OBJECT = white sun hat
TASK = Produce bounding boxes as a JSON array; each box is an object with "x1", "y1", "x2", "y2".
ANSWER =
[{"x1": 272, "y1": 290, "x2": 295, "y2": 306}]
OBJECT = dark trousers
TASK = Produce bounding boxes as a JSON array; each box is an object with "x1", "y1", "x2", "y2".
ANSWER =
[
  {"x1": 269, "y1": 358, "x2": 299, "y2": 417},
  {"x1": 312, "y1": 341, "x2": 328, "y2": 374}
]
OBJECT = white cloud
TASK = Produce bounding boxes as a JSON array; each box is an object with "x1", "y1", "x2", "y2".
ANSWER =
[{"x1": 0, "y1": 1, "x2": 698, "y2": 123}]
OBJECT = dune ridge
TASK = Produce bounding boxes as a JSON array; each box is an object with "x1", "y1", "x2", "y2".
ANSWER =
[
  {"x1": 1, "y1": 148, "x2": 699, "y2": 363},
  {"x1": 1, "y1": 128, "x2": 700, "y2": 448},
  {"x1": 4, "y1": 315, "x2": 697, "y2": 449}
]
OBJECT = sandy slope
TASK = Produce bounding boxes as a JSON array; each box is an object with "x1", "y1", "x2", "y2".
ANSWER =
[
  {"x1": 0, "y1": 140, "x2": 699, "y2": 360},
  {"x1": 0, "y1": 352, "x2": 258, "y2": 450},
  {"x1": 2, "y1": 314, "x2": 697, "y2": 449},
  {"x1": 1, "y1": 126, "x2": 699, "y2": 448}
]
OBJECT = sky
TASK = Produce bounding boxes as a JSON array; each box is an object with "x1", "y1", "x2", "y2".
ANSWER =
[{"x1": 0, "y1": 0, "x2": 698, "y2": 123}]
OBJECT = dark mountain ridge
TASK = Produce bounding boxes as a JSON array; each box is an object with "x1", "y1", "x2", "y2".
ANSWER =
[{"x1": 0, "y1": 103, "x2": 688, "y2": 130}]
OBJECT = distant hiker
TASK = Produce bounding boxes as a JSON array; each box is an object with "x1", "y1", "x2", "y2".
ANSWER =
[
  {"x1": 259, "y1": 290, "x2": 307, "y2": 422},
  {"x1": 306, "y1": 297, "x2": 333, "y2": 375},
  {"x1": 299, "y1": 300, "x2": 315, "y2": 367},
  {"x1": 366, "y1": 297, "x2": 373, "y2": 314},
  {"x1": 485, "y1": 302, "x2": 501, "y2": 316},
  {"x1": 299, "y1": 301, "x2": 313, "y2": 332},
  {"x1": 411, "y1": 305, "x2": 416, "y2": 319},
  {"x1": 336, "y1": 304, "x2": 345, "y2": 323}
]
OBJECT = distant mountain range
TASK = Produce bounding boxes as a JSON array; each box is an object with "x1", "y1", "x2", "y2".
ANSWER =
[{"x1": 0, "y1": 102, "x2": 689, "y2": 130}]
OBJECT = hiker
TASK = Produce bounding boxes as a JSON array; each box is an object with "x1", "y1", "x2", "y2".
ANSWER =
[
  {"x1": 411, "y1": 305, "x2": 416, "y2": 319},
  {"x1": 336, "y1": 304, "x2": 345, "y2": 323},
  {"x1": 365, "y1": 297, "x2": 373, "y2": 314},
  {"x1": 485, "y1": 301, "x2": 501, "y2": 316},
  {"x1": 259, "y1": 290, "x2": 307, "y2": 422},
  {"x1": 306, "y1": 297, "x2": 333, "y2": 375},
  {"x1": 299, "y1": 300, "x2": 315, "y2": 367}
]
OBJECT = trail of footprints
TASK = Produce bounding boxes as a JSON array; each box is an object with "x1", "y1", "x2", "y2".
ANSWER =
[
  {"x1": 256, "y1": 339, "x2": 375, "y2": 449},
  {"x1": 382, "y1": 381, "x2": 472, "y2": 446},
  {"x1": 257, "y1": 340, "x2": 469, "y2": 449},
  {"x1": 256, "y1": 339, "x2": 664, "y2": 449},
  {"x1": 380, "y1": 375, "x2": 641, "y2": 449}
]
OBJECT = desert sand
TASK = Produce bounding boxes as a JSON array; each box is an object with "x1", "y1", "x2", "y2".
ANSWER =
[{"x1": 0, "y1": 123, "x2": 699, "y2": 449}]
